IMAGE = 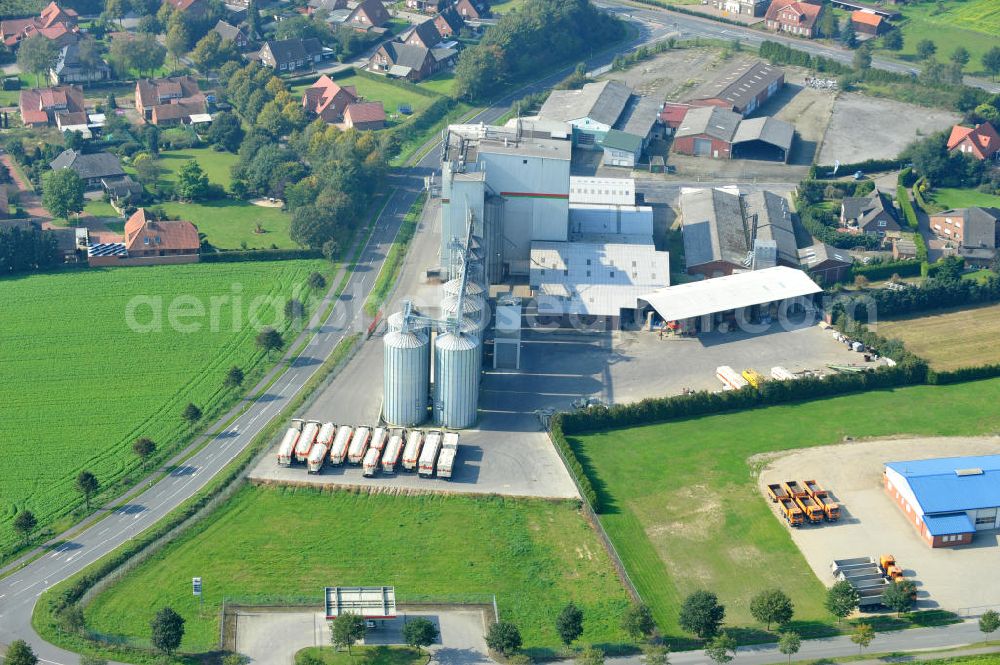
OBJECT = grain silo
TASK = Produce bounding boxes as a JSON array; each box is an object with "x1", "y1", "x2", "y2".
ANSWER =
[
  {"x1": 383, "y1": 325, "x2": 430, "y2": 427},
  {"x1": 443, "y1": 277, "x2": 485, "y2": 298},
  {"x1": 433, "y1": 331, "x2": 480, "y2": 428}
]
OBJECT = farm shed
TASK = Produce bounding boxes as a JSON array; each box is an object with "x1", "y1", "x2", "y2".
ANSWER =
[
  {"x1": 731, "y1": 116, "x2": 794, "y2": 163},
  {"x1": 690, "y1": 60, "x2": 785, "y2": 117},
  {"x1": 884, "y1": 455, "x2": 1000, "y2": 548}
]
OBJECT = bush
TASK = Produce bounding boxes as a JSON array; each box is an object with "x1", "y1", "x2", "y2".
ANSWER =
[
  {"x1": 200, "y1": 248, "x2": 323, "y2": 262},
  {"x1": 851, "y1": 259, "x2": 921, "y2": 281},
  {"x1": 549, "y1": 415, "x2": 599, "y2": 508}
]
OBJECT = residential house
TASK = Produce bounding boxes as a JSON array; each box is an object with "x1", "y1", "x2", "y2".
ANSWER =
[
  {"x1": 433, "y1": 8, "x2": 464, "y2": 37},
  {"x1": 840, "y1": 188, "x2": 901, "y2": 236},
  {"x1": 947, "y1": 122, "x2": 1000, "y2": 161},
  {"x1": 798, "y1": 242, "x2": 853, "y2": 284},
  {"x1": 257, "y1": 38, "x2": 326, "y2": 71},
  {"x1": 165, "y1": 0, "x2": 212, "y2": 19},
  {"x1": 306, "y1": 0, "x2": 347, "y2": 14},
  {"x1": 406, "y1": 0, "x2": 446, "y2": 12},
  {"x1": 680, "y1": 187, "x2": 798, "y2": 278},
  {"x1": 368, "y1": 41, "x2": 457, "y2": 81},
  {"x1": 135, "y1": 76, "x2": 207, "y2": 125},
  {"x1": 538, "y1": 80, "x2": 632, "y2": 149},
  {"x1": 124, "y1": 208, "x2": 200, "y2": 257},
  {"x1": 1, "y1": 2, "x2": 78, "y2": 47},
  {"x1": 929, "y1": 207, "x2": 1000, "y2": 265},
  {"x1": 50, "y1": 149, "x2": 126, "y2": 189},
  {"x1": 213, "y1": 20, "x2": 251, "y2": 48},
  {"x1": 18, "y1": 84, "x2": 85, "y2": 127},
  {"x1": 302, "y1": 74, "x2": 358, "y2": 122},
  {"x1": 690, "y1": 60, "x2": 784, "y2": 116},
  {"x1": 453, "y1": 0, "x2": 488, "y2": 19},
  {"x1": 50, "y1": 41, "x2": 112, "y2": 84},
  {"x1": 850, "y1": 10, "x2": 884, "y2": 35},
  {"x1": 343, "y1": 101, "x2": 386, "y2": 130},
  {"x1": 403, "y1": 19, "x2": 443, "y2": 48},
  {"x1": 764, "y1": 0, "x2": 822, "y2": 38},
  {"x1": 345, "y1": 0, "x2": 390, "y2": 31},
  {"x1": 103, "y1": 176, "x2": 144, "y2": 207},
  {"x1": 712, "y1": 0, "x2": 769, "y2": 17}
]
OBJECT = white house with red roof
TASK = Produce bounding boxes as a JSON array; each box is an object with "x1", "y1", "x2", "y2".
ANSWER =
[{"x1": 947, "y1": 122, "x2": 1000, "y2": 162}]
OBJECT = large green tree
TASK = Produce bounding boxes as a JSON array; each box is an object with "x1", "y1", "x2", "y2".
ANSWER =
[
  {"x1": 330, "y1": 613, "x2": 365, "y2": 654},
  {"x1": 825, "y1": 580, "x2": 859, "y2": 623},
  {"x1": 621, "y1": 603, "x2": 656, "y2": 642},
  {"x1": 17, "y1": 35, "x2": 59, "y2": 86},
  {"x1": 556, "y1": 601, "x2": 584, "y2": 645},
  {"x1": 705, "y1": 633, "x2": 736, "y2": 665},
  {"x1": 42, "y1": 169, "x2": 85, "y2": 222},
  {"x1": 749, "y1": 589, "x2": 794, "y2": 630},
  {"x1": 915, "y1": 38, "x2": 937, "y2": 61},
  {"x1": 402, "y1": 617, "x2": 439, "y2": 648},
  {"x1": 881, "y1": 579, "x2": 916, "y2": 616},
  {"x1": 176, "y1": 159, "x2": 209, "y2": 201},
  {"x1": 485, "y1": 621, "x2": 522, "y2": 656},
  {"x1": 75, "y1": 470, "x2": 99, "y2": 510},
  {"x1": 4, "y1": 641, "x2": 38, "y2": 665},
  {"x1": 132, "y1": 437, "x2": 156, "y2": 470},
  {"x1": 678, "y1": 591, "x2": 725, "y2": 639},
  {"x1": 983, "y1": 46, "x2": 1000, "y2": 80},
  {"x1": 12, "y1": 510, "x2": 36, "y2": 542},
  {"x1": 150, "y1": 607, "x2": 185, "y2": 654}
]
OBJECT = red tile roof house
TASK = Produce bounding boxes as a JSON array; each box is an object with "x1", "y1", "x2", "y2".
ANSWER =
[
  {"x1": 343, "y1": 101, "x2": 386, "y2": 130},
  {"x1": 135, "y1": 76, "x2": 207, "y2": 125},
  {"x1": 850, "y1": 10, "x2": 884, "y2": 36},
  {"x1": 764, "y1": 0, "x2": 822, "y2": 38},
  {"x1": 453, "y1": 0, "x2": 488, "y2": 19},
  {"x1": 345, "y1": 0, "x2": 391, "y2": 32},
  {"x1": 433, "y1": 9, "x2": 464, "y2": 38},
  {"x1": 164, "y1": 0, "x2": 212, "y2": 19},
  {"x1": 947, "y1": 122, "x2": 1000, "y2": 162},
  {"x1": 90, "y1": 208, "x2": 200, "y2": 267},
  {"x1": 19, "y1": 84, "x2": 85, "y2": 127},
  {"x1": 1, "y1": 2, "x2": 78, "y2": 47},
  {"x1": 302, "y1": 74, "x2": 359, "y2": 122}
]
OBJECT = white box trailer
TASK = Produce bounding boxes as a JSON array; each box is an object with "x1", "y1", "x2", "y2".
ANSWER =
[
  {"x1": 362, "y1": 446, "x2": 381, "y2": 476},
  {"x1": 418, "y1": 430, "x2": 443, "y2": 477},
  {"x1": 369, "y1": 427, "x2": 388, "y2": 453},
  {"x1": 382, "y1": 431, "x2": 404, "y2": 472},
  {"x1": 348, "y1": 426, "x2": 372, "y2": 464},
  {"x1": 402, "y1": 430, "x2": 424, "y2": 471},
  {"x1": 294, "y1": 420, "x2": 321, "y2": 463},
  {"x1": 329, "y1": 425, "x2": 353, "y2": 465},
  {"x1": 276, "y1": 427, "x2": 301, "y2": 466},
  {"x1": 437, "y1": 433, "x2": 459, "y2": 479},
  {"x1": 770, "y1": 366, "x2": 797, "y2": 381},
  {"x1": 716, "y1": 366, "x2": 748, "y2": 391},
  {"x1": 307, "y1": 442, "x2": 329, "y2": 473}
]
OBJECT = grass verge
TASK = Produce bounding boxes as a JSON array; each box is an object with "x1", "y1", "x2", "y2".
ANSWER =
[
  {"x1": 296, "y1": 646, "x2": 428, "y2": 665},
  {"x1": 363, "y1": 192, "x2": 426, "y2": 317}
]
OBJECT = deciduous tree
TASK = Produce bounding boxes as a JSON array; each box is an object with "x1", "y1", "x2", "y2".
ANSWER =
[
  {"x1": 402, "y1": 617, "x2": 439, "y2": 648},
  {"x1": 330, "y1": 612, "x2": 365, "y2": 654},
  {"x1": 979, "y1": 610, "x2": 1000, "y2": 637},
  {"x1": 12, "y1": 510, "x2": 36, "y2": 541},
  {"x1": 850, "y1": 623, "x2": 875, "y2": 653},
  {"x1": 42, "y1": 169, "x2": 85, "y2": 222},
  {"x1": 17, "y1": 35, "x2": 59, "y2": 86},
  {"x1": 916, "y1": 38, "x2": 937, "y2": 61},
  {"x1": 749, "y1": 589, "x2": 794, "y2": 630},
  {"x1": 4, "y1": 640, "x2": 38, "y2": 665},
  {"x1": 641, "y1": 643, "x2": 669, "y2": 665},
  {"x1": 206, "y1": 111, "x2": 244, "y2": 152},
  {"x1": 882, "y1": 579, "x2": 917, "y2": 616},
  {"x1": 182, "y1": 402, "x2": 202, "y2": 424},
  {"x1": 577, "y1": 647, "x2": 604, "y2": 665},
  {"x1": 176, "y1": 159, "x2": 209, "y2": 201},
  {"x1": 678, "y1": 591, "x2": 725, "y2": 639},
  {"x1": 150, "y1": 607, "x2": 185, "y2": 654},
  {"x1": 825, "y1": 580, "x2": 859, "y2": 623},
  {"x1": 621, "y1": 603, "x2": 656, "y2": 642},
  {"x1": 556, "y1": 602, "x2": 584, "y2": 645},
  {"x1": 75, "y1": 470, "x2": 99, "y2": 510},
  {"x1": 705, "y1": 633, "x2": 736, "y2": 665},
  {"x1": 950, "y1": 46, "x2": 970, "y2": 67},
  {"x1": 778, "y1": 631, "x2": 800, "y2": 664},
  {"x1": 881, "y1": 29, "x2": 902, "y2": 51},
  {"x1": 983, "y1": 46, "x2": 1000, "y2": 81},
  {"x1": 485, "y1": 621, "x2": 522, "y2": 656},
  {"x1": 133, "y1": 437, "x2": 156, "y2": 470},
  {"x1": 225, "y1": 366, "x2": 245, "y2": 389}
]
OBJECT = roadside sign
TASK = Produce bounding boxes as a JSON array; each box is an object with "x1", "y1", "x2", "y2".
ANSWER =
[{"x1": 192, "y1": 577, "x2": 202, "y2": 596}]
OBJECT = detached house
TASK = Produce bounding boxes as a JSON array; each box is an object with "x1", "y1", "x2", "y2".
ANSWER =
[
  {"x1": 403, "y1": 19, "x2": 443, "y2": 48},
  {"x1": 454, "y1": 0, "x2": 488, "y2": 19},
  {"x1": 213, "y1": 20, "x2": 251, "y2": 48},
  {"x1": 433, "y1": 9, "x2": 463, "y2": 37},
  {"x1": 1, "y1": 2, "x2": 78, "y2": 47},
  {"x1": 929, "y1": 207, "x2": 1000, "y2": 265},
  {"x1": 840, "y1": 189, "x2": 901, "y2": 236},
  {"x1": 164, "y1": 0, "x2": 212, "y2": 19},
  {"x1": 406, "y1": 0, "x2": 446, "y2": 12},
  {"x1": 712, "y1": 0, "x2": 769, "y2": 17},
  {"x1": 369, "y1": 41, "x2": 456, "y2": 81},
  {"x1": 50, "y1": 149, "x2": 126, "y2": 189},
  {"x1": 19, "y1": 84, "x2": 85, "y2": 127},
  {"x1": 343, "y1": 101, "x2": 386, "y2": 130},
  {"x1": 302, "y1": 74, "x2": 359, "y2": 122},
  {"x1": 258, "y1": 38, "x2": 325, "y2": 71},
  {"x1": 135, "y1": 76, "x2": 208, "y2": 125},
  {"x1": 124, "y1": 208, "x2": 200, "y2": 259},
  {"x1": 50, "y1": 41, "x2": 112, "y2": 84},
  {"x1": 947, "y1": 122, "x2": 1000, "y2": 162},
  {"x1": 764, "y1": 0, "x2": 822, "y2": 38},
  {"x1": 345, "y1": 0, "x2": 390, "y2": 31},
  {"x1": 850, "y1": 10, "x2": 884, "y2": 36}
]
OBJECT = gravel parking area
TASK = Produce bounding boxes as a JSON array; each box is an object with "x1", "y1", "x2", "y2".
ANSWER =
[
  {"x1": 602, "y1": 48, "x2": 750, "y2": 101},
  {"x1": 757, "y1": 437, "x2": 1000, "y2": 615},
  {"x1": 818, "y1": 94, "x2": 960, "y2": 166},
  {"x1": 234, "y1": 608, "x2": 491, "y2": 665}
]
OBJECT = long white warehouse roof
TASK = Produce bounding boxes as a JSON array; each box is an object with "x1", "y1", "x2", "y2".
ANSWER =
[{"x1": 639, "y1": 266, "x2": 821, "y2": 321}]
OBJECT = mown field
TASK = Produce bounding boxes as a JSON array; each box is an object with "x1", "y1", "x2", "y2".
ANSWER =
[
  {"x1": 84, "y1": 487, "x2": 631, "y2": 656},
  {"x1": 880, "y1": 0, "x2": 1000, "y2": 74},
  {"x1": 927, "y1": 188, "x2": 1000, "y2": 211},
  {"x1": 0, "y1": 261, "x2": 330, "y2": 550},
  {"x1": 874, "y1": 302, "x2": 1000, "y2": 371},
  {"x1": 569, "y1": 377, "x2": 1000, "y2": 641},
  {"x1": 156, "y1": 148, "x2": 238, "y2": 189},
  {"x1": 158, "y1": 201, "x2": 296, "y2": 250}
]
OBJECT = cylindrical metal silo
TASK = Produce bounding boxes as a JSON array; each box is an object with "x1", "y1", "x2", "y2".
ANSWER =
[
  {"x1": 443, "y1": 277, "x2": 485, "y2": 298},
  {"x1": 441, "y1": 293, "x2": 485, "y2": 320},
  {"x1": 433, "y1": 331, "x2": 480, "y2": 429},
  {"x1": 388, "y1": 309, "x2": 432, "y2": 333},
  {"x1": 383, "y1": 329, "x2": 430, "y2": 427}
]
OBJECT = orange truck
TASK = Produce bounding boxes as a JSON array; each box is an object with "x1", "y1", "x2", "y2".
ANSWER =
[
  {"x1": 766, "y1": 483, "x2": 790, "y2": 502},
  {"x1": 795, "y1": 493, "x2": 825, "y2": 524},
  {"x1": 783, "y1": 481, "x2": 808, "y2": 499},
  {"x1": 803, "y1": 479, "x2": 841, "y2": 521},
  {"x1": 880, "y1": 554, "x2": 904, "y2": 580},
  {"x1": 778, "y1": 496, "x2": 805, "y2": 526}
]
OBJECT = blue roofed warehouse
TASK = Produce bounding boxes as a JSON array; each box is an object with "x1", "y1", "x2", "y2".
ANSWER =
[{"x1": 884, "y1": 455, "x2": 1000, "y2": 548}]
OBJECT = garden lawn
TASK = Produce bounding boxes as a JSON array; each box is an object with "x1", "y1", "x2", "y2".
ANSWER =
[
  {"x1": 156, "y1": 148, "x2": 239, "y2": 190},
  {"x1": 332, "y1": 74, "x2": 436, "y2": 118},
  {"x1": 416, "y1": 71, "x2": 457, "y2": 97},
  {"x1": 83, "y1": 487, "x2": 631, "y2": 656},
  {"x1": 879, "y1": 0, "x2": 999, "y2": 74},
  {"x1": 927, "y1": 188, "x2": 1000, "y2": 211},
  {"x1": 296, "y1": 646, "x2": 426, "y2": 665},
  {"x1": 158, "y1": 200, "x2": 297, "y2": 250},
  {"x1": 0, "y1": 261, "x2": 330, "y2": 551},
  {"x1": 569, "y1": 377, "x2": 1000, "y2": 642},
  {"x1": 874, "y1": 302, "x2": 1000, "y2": 371}
]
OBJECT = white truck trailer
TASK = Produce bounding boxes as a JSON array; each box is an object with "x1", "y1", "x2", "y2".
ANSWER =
[
  {"x1": 294, "y1": 420, "x2": 321, "y2": 463},
  {"x1": 362, "y1": 446, "x2": 381, "y2": 476},
  {"x1": 307, "y1": 440, "x2": 329, "y2": 473},
  {"x1": 716, "y1": 366, "x2": 748, "y2": 391},
  {"x1": 329, "y1": 425, "x2": 353, "y2": 465},
  {"x1": 402, "y1": 430, "x2": 424, "y2": 471},
  {"x1": 276, "y1": 427, "x2": 301, "y2": 466},
  {"x1": 770, "y1": 366, "x2": 797, "y2": 381},
  {"x1": 418, "y1": 430, "x2": 443, "y2": 477},
  {"x1": 316, "y1": 422, "x2": 336, "y2": 449},
  {"x1": 436, "y1": 432, "x2": 459, "y2": 479},
  {"x1": 348, "y1": 426, "x2": 372, "y2": 464},
  {"x1": 369, "y1": 427, "x2": 387, "y2": 453},
  {"x1": 382, "y1": 430, "x2": 404, "y2": 472}
]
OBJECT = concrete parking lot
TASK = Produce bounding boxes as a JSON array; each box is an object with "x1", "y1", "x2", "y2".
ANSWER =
[
  {"x1": 758, "y1": 437, "x2": 1000, "y2": 615},
  {"x1": 818, "y1": 94, "x2": 960, "y2": 166},
  {"x1": 234, "y1": 608, "x2": 491, "y2": 665}
]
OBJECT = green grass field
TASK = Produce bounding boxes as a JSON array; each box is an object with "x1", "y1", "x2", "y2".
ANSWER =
[
  {"x1": 159, "y1": 201, "x2": 297, "y2": 250},
  {"x1": 296, "y1": 646, "x2": 426, "y2": 665},
  {"x1": 569, "y1": 377, "x2": 1000, "y2": 641},
  {"x1": 928, "y1": 188, "x2": 1000, "y2": 211},
  {"x1": 84, "y1": 487, "x2": 631, "y2": 656},
  {"x1": 416, "y1": 71, "x2": 457, "y2": 97},
  {"x1": 336, "y1": 74, "x2": 436, "y2": 118},
  {"x1": 0, "y1": 261, "x2": 329, "y2": 550},
  {"x1": 156, "y1": 148, "x2": 238, "y2": 190},
  {"x1": 83, "y1": 200, "x2": 121, "y2": 219},
  {"x1": 879, "y1": 0, "x2": 1000, "y2": 74}
]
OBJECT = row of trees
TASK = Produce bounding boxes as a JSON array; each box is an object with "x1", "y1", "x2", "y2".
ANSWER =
[{"x1": 0, "y1": 224, "x2": 62, "y2": 275}]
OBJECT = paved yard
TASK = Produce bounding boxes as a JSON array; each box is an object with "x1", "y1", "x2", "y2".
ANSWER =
[
  {"x1": 758, "y1": 437, "x2": 1000, "y2": 616},
  {"x1": 818, "y1": 94, "x2": 960, "y2": 166},
  {"x1": 235, "y1": 608, "x2": 491, "y2": 665}
]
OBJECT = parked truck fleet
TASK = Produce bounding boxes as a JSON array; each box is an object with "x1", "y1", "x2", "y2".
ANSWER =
[
  {"x1": 765, "y1": 479, "x2": 841, "y2": 526},
  {"x1": 277, "y1": 419, "x2": 460, "y2": 479}
]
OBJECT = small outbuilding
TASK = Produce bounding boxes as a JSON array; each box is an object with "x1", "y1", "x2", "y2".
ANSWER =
[{"x1": 731, "y1": 116, "x2": 794, "y2": 163}]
